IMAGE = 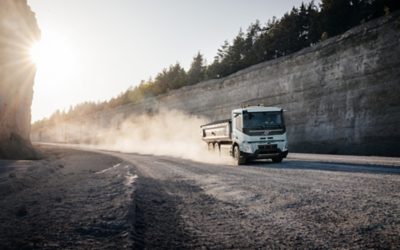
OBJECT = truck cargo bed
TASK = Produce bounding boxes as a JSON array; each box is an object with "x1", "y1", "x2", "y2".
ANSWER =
[{"x1": 201, "y1": 119, "x2": 231, "y2": 143}]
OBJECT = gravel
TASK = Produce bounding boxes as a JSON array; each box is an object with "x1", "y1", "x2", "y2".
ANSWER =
[{"x1": 1, "y1": 145, "x2": 399, "y2": 249}]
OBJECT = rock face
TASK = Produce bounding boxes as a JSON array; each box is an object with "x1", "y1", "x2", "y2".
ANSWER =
[
  {"x1": 32, "y1": 12, "x2": 400, "y2": 156},
  {"x1": 0, "y1": 0, "x2": 40, "y2": 159}
]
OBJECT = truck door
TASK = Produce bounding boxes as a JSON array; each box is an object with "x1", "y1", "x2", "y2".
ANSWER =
[{"x1": 232, "y1": 113, "x2": 243, "y2": 140}]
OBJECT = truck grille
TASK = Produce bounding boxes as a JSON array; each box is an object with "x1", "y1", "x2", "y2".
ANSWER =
[
  {"x1": 258, "y1": 144, "x2": 278, "y2": 154},
  {"x1": 244, "y1": 129, "x2": 285, "y2": 136}
]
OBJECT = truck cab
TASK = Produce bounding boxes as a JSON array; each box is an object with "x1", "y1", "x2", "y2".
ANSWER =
[{"x1": 231, "y1": 106, "x2": 288, "y2": 164}]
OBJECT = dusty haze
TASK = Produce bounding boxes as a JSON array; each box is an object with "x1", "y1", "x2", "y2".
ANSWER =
[{"x1": 35, "y1": 110, "x2": 232, "y2": 165}]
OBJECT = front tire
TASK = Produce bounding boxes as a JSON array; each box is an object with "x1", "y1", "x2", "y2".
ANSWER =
[
  {"x1": 233, "y1": 145, "x2": 246, "y2": 165},
  {"x1": 272, "y1": 156, "x2": 283, "y2": 163}
]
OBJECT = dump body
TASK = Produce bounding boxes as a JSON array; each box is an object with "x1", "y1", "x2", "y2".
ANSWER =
[
  {"x1": 201, "y1": 106, "x2": 289, "y2": 164},
  {"x1": 201, "y1": 119, "x2": 232, "y2": 144}
]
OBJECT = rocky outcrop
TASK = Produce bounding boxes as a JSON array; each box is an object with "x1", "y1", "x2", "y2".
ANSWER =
[
  {"x1": 32, "y1": 12, "x2": 400, "y2": 156},
  {"x1": 0, "y1": 0, "x2": 40, "y2": 159}
]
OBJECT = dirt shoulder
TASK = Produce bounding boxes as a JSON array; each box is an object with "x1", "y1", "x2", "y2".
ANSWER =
[{"x1": 0, "y1": 145, "x2": 136, "y2": 249}]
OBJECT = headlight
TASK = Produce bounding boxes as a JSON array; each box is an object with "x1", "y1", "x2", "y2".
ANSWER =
[{"x1": 242, "y1": 143, "x2": 251, "y2": 152}]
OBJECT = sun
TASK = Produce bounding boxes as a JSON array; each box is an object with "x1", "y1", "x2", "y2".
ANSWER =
[
  {"x1": 29, "y1": 42, "x2": 42, "y2": 65},
  {"x1": 29, "y1": 32, "x2": 77, "y2": 79}
]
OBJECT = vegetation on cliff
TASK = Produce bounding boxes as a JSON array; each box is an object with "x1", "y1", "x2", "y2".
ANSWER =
[{"x1": 33, "y1": 0, "x2": 400, "y2": 129}]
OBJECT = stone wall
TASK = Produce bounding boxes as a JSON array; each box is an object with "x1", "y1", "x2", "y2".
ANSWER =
[
  {"x1": 33, "y1": 12, "x2": 400, "y2": 156},
  {"x1": 0, "y1": 0, "x2": 40, "y2": 159}
]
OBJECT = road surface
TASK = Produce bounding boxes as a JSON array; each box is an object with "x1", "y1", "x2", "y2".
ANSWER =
[{"x1": 0, "y1": 144, "x2": 399, "y2": 249}]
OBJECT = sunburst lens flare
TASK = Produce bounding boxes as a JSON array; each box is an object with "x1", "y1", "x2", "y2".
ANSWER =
[
  {"x1": 27, "y1": 33, "x2": 78, "y2": 80},
  {"x1": 29, "y1": 42, "x2": 42, "y2": 65}
]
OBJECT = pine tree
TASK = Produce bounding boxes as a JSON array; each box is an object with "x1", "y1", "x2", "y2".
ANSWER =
[{"x1": 187, "y1": 52, "x2": 206, "y2": 85}]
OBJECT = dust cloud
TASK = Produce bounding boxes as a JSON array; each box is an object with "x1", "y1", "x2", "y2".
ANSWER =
[{"x1": 83, "y1": 110, "x2": 232, "y2": 165}]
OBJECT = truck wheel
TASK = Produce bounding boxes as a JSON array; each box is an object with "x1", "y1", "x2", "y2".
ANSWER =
[
  {"x1": 233, "y1": 145, "x2": 246, "y2": 165},
  {"x1": 272, "y1": 157, "x2": 283, "y2": 163},
  {"x1": 217, "y1": 143, "x2": 221, "y2": 155},
  {"x1": 213, "y1": 143, "x2": 219, "y2": 153}
]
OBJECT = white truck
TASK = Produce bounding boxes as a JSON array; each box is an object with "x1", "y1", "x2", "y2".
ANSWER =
[{"x1": 201, "y1": 106, "x2": 288, "y2": 165}]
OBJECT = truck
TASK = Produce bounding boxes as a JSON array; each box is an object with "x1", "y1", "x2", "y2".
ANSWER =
[{"x1": 201, "y1": 106, "x2": 288, "y2": 165}]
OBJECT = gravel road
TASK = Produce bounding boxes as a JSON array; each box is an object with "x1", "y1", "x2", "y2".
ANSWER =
[{"x1": 1, "y1": 145, "x2": 399, "y2": 249}]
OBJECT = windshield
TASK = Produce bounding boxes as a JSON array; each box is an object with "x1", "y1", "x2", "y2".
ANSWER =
[{"x1": 243, "y1": 111, "x2": 284, "y2": 130}]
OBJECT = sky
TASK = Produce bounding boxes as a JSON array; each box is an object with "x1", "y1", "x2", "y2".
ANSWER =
[{"x1": 28, "y1": 0, "x2": 317, "y2": 122}]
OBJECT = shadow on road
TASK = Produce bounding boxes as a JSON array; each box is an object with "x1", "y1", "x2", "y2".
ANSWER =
[{"x1": 247, "y1": 160, "x2": 400, "y2": 175}]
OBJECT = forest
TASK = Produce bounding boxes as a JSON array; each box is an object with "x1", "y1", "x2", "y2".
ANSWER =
[{"x1": 32, "y1": 0, "x2": 400, "y2": 130}]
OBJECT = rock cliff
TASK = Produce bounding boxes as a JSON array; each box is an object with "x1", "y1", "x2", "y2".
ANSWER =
[{"x1": 0, "y1": 0, "x2": 40, "y2": 159}]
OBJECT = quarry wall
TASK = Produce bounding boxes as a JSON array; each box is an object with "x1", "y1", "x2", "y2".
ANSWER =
[
  {"x1": 0, "y1": 0, "x2": 40, "y2": 159},
  {"x1": 33, "y1": 12, "x2": 400, "y2": 156}
]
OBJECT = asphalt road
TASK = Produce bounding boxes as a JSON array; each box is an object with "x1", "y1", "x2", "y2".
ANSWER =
[{"x1": 1, "y1": 145, "x2": 399, "y2": 249}]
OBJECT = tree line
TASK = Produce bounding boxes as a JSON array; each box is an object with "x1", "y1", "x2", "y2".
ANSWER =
[{"x1": 33, "y1": 0, "x2": 400, "y2": 128}]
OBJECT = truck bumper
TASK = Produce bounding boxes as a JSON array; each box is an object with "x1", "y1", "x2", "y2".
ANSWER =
[{"x1": 244, "y1": 149, "x2": 288, "y2": 160}]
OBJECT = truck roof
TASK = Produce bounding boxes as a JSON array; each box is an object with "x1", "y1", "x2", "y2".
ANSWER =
[{"x1": 233, "y1": 106, "x2": 283, "y2": 113}]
